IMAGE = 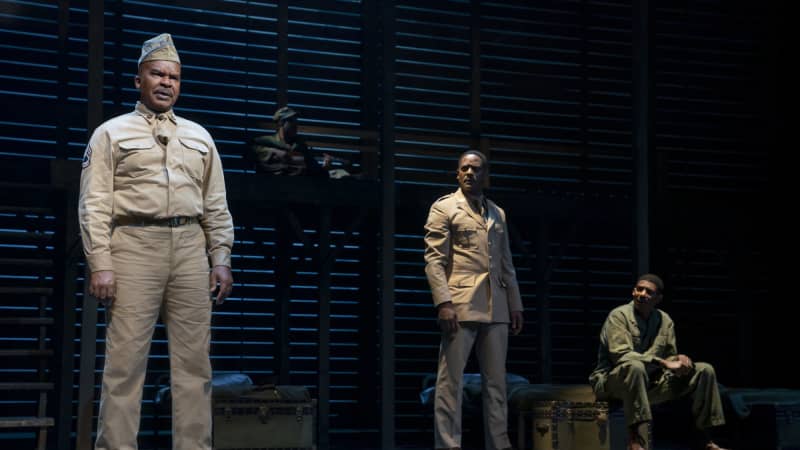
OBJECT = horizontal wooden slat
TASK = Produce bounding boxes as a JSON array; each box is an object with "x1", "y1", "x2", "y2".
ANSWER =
[
  {"x1": 0, "y1": 287, "x2": 53, "y2": 296},
  {"x1": 0, "y1": 206, "x2": 53, "y2": 215},
  {"x1": 0, "y1": 230, "x2": 53, "y2": 242},
  {"x1": 0, "y1": 349, "x2": 54, "y2": 357},
  {"x1": 0, "y1": 417, "x2": 54, "y2": 428},
  {"x1": 0, "y1": 258, "x2": 54, "y2": 268},
  {"x1": 0, "y1": 382, "x2": 54, "y2": 391},
  {"x1": 0, "y1": 317, "x2": 54, "y2": 326}
]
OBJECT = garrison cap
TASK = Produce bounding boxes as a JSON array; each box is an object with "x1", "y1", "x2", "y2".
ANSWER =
[
  {"x1": 138, "y1": 33, "x2": 181, "y2": 66},
  {"x1": 273, "y1": 106, "x2": 298, "y2": 123}
]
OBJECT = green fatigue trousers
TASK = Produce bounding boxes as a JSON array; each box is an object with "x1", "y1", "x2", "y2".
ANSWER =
[{"x1": 601, "y1": 360, "x2": 726, "y2": 430}]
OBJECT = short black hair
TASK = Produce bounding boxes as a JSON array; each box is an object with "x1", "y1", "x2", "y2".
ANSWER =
[
  {"x1": 637, "y1": 273, "x2": 664, "y2": 294},
  {"x1": 457, "y1": 149, "x2": 488, "y2": 168},
  {"x1": 457, "y1": 150, "x2": 490, "y2": 188}
]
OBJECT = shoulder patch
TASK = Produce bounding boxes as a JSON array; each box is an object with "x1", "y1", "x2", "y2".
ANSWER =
[{"x1": 81, "y1": 147, "x2": 92, "y2": 169}]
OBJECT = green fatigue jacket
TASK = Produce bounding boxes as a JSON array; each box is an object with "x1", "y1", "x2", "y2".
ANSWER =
[
  {"x1": 251, "y1": 133, "x2": 326, "y2": 177},
  {"x1": 589, "y1": 301, "x2": 677, "y2": 396}
]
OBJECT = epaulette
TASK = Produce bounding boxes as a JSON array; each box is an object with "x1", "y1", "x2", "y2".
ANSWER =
[{"x1": 433, "y1": 193, "x2": 454, "y2": 204}]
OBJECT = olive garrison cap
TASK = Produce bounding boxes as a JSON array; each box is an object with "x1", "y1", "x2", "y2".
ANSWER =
[{"x1": 273, "y1": 106, "x2": 298, "y2": 123}]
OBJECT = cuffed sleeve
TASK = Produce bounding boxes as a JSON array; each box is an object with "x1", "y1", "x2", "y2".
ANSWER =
[
  {"x1": 199, "y1": 139, "x2": 234, "y2": 268},
  {"x1": 498, "y1": 210, "x2": 523, "y2": 312},
  {"x1": 79, "y1": 129, "x2": 115, "y2": 273},
  {"x1": 424, "y1": 202, "x2": 452, "y2": 306}
]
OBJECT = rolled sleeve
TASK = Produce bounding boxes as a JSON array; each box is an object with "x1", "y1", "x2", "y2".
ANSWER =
[{"x1": 498, "y1": 212, "x2": 523, "y2": 312}]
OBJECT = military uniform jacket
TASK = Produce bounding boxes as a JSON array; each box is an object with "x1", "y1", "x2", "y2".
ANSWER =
[
  {"x1": 589, "y1": 301, "x2": 678, "y2": 393},
  {"x1": 79, "y1": 102, "x2": 234, "y2": 272},
  {"x1": 424, "y1": 189, "x2": 523, "y2": 323},
  {"x1": 251, "y1": 133, "x2": 325, "y2": 176}
]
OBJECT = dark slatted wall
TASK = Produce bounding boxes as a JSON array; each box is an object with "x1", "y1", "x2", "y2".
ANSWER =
[
  {"x1": 0, "y1": 0, "x2": 88, "y2": 167},
  {"x1": 0, "y1": 0, "x2": 772, "y2": 448},
  {"x1": 390, "y1": 0, "x2": 636, "y2": 442},
  {"x1": 0, "y1": 185, "x2": 67, "y2": 444},
  {"x1": 2, "y1": 0, "x2": 381, "y2": 447},
  {"x1": 90, "y1": 1, "x2": 379, "y2": 447},
  {"x1": 651, "y1": 0, "x2": 769, "y2": 385},
  {"x1": 0, "y1": 0, "x2": 85, "y2": 446},
  {"x1": 287, "y1": 2, "x2": 363, "y2": 127}
]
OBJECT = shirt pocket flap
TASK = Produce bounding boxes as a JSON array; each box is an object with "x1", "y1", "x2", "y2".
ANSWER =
[
  {"x1": 449, "y1": 272, "x2": 475, "y2": 288},
  {"x1": 179, "y1": 137, "x2": 210, "y2": 154},
  {"x1": 118, "y1": 137, "x2": 156, "y2": 151}
]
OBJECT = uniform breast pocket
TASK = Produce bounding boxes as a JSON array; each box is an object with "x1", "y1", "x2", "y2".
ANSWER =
[
  {"x1": 117, "y1": 137, "x2": 158, "y2": 178},
  {"x1": 453, "y1": 228, "x2": 477, "y2": 249},
  {"x1": 178, "y1": 137, "x2": 209, "y2": 182},
  {"x1": 653, "y1": 332, "x2": 669, "y2": 350}
]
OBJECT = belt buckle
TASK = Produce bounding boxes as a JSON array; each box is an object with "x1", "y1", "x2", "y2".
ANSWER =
[{"x1": 168, "y1": 217, "x2": 181, "y2": 227}]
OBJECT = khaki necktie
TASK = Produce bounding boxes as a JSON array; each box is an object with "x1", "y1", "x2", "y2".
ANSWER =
[{"x1": 154, "y1": 114, "x2": 170, "y2": 145}]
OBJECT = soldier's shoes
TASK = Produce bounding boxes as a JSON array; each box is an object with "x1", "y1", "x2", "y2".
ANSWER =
[{"x1": 627, "y1": 432, "x2": 647, "y2": 450}]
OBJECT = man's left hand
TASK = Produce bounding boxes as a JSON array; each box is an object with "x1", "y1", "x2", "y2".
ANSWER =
[
  {"x1": 510, "y1": 310, "x2": 524, "y2": 335},
  {"x1": 675, "y1": 353, "x2": 693, "y2": 377},
  {"x1": 210, "y1": 265, "x2": 233, "y2": 305}
]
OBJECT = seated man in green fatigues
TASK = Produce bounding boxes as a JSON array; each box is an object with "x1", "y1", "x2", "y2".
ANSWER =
[
  {"x1": 589, "y1": 274, "x2": 729, "y2": 450},
  {"x1": 251, "y1": 106, "x2": 330, "y2": 176}
]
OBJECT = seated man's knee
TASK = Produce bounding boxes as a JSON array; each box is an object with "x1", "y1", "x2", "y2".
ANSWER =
[
  {"x1": 694, "y1": 361, "x2": 716, "y2": 379},
  {"x1": 619, "y1": 360, "x2": 648, "y2": 377}
]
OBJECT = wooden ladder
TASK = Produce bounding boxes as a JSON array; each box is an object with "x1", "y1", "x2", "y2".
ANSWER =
[{"x1": 0, "y1": 204, "x2": 58, "y2": 450}]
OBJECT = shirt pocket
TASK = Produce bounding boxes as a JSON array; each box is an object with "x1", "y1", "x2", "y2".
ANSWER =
[
  {"x1": 448, "y1": 271, "x2": 476, "y2": 303},
  {"x1": 117, "y1": 137, "x2": 158, "y2": 178},
  {"x1": 453, "y1": 227, "x2": 477, "y2": 249},
  {"x1": 178, "y1": 137, "x2": 209, "y2": 183},
  {"x1": 630, "y1": 329, "x2": 642, "y2": 347},
  {"x1": 653, "y1": 331, "x2": 670, "y2": 352}
]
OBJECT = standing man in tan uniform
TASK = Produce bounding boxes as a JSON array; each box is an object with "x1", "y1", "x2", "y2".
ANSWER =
[
  {"x1": 78, "y1": 33, "x2": 234, "y2": 450},
  {"x1": 424, "y1": 150, "x2": 524, "y2": 450},
  {"x1": 589, "y1": 274, "x2": 728, "y2": 450}
]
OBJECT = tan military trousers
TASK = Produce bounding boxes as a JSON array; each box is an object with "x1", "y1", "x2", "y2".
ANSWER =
[
  {"x1": 602, "y1": 360, "x2": 726, "y2": 429},
  {"x1": 434, "y1": 322, "x2": 511, "y2": 450},
  {"x1": 95, "y1": 224, "x2": 212, "y2": 450}
]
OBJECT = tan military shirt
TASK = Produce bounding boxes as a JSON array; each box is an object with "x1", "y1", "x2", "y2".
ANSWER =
[
  {"x1": 424, "y1": 189, "x2": 523, "y2": 323},
  {"x1": 79, "y1": 102, "x2": 234, "y2": 272}
]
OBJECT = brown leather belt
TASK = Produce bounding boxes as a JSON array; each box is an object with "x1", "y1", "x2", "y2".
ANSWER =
[{"x1": 114, "y1": 216, "x2": 199, "y2": 227}]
